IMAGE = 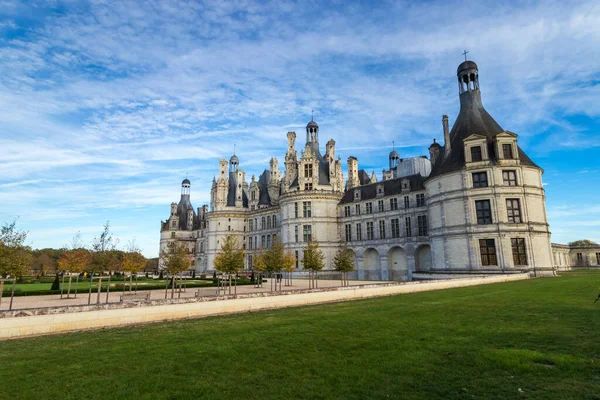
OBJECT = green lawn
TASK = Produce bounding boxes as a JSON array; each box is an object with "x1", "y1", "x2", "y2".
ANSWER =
[{"x1": 1, "y1": 271, "x2": 599, "y2": 399}]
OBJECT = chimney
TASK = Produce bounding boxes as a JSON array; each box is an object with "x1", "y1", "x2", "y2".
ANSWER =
[
  {"x1": 429, "y1": 138, "x2": 441, "y2": 166},
  {"x1": 442, "y1": 115, "x2": 450, "y2": 152},
  {"x1": 346, "y1": 156, "x2": 359, "y2": 189}
]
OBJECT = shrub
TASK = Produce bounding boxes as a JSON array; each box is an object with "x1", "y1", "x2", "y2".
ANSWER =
[{"x1": 50, "y1": 275, "x2": 60, "y2": 291}]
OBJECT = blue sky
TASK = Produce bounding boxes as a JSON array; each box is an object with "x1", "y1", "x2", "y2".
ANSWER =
[{"x1": 1, "y1": 0, "x2": 599, "y2": 257}]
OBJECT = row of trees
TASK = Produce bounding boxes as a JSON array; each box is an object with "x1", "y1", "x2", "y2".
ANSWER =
[
  {"x1": 210, "y1": 234, "x2": 355, "y2": 290},
  {"x1": 0, "y1": 220, "x2": 153, "y2": 279}
]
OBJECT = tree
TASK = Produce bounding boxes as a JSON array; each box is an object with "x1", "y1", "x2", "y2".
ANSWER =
[
  {"x1": 121, "y1": 240, "x2": 147, "y2": 293},
  {"x1": 301, "y1": 241, "x2": 325, "y2": 289},
  {"x1": 213, "y1": 235, "x2": 244, "y2": 294},
  {"x1": 252, "y1": 247, "x2": 267, "y2": 288},
  {"x1": 568, "y1": 239, "x2": 599, "y2": 247},
  {"x1": 0, "y1": 220, "x2": 30, "y2": 278},
  {"x1": 333, "y1": 245, "x2": 355, "y2": 287},
  {"x1": 282, "y1": 249, "x2": 296, "y2": 287},
  {"x1": 57, "y1": 249, "x2": 91, "y2": 298},
  {"x1": 160, "y1": 241, "x2": 192, "y2": 298},
  {"x1": 90, "y1": 221, "x2": 119, "y2": 274}
]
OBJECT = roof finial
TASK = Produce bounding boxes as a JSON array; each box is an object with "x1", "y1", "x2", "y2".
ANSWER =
[
  {"x1": 392, "y1": 140, "x2": 395, "y2": 151},
  {"x1": 462, "y1": 49, "x2": 469, "y2": 61},
  {"x1": 233, "y1": 143, "x2": 236, "y2": 155},
  {"x1": 311, "y1": 109, "x2": 314, "y2": 121}
]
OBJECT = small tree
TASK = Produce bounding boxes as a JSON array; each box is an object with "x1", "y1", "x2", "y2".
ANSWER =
[
  {"x1": 57, "y1": 249, "x2": 91, "y2": 298},
  {"x1": 252, "y1": 247, "x2": 267, "y2": 288},
  {"x1": 121, "y1": 241, "x2": 147, "y2": 293},
  {"x1": 213, "y1": 235, "x2": 244, "y2": 294},
  {"x1": 282, "y1": 250, "x2": 296, "y2": 287},
  {"x1": 90, "y1": 221, "x2": 119, "y2": 274},
  {"x1": 302, "y1": 241, "x2": 325, "y2": 289},
  {"x1": 333, "y1": 245, "x2": 355, "y2": 287},
  {"x1": 0, "y1": 220, "x2": 30, "y2": 279},
  {"x1": 263, "y1": 238, "x2": 285, "y2": 291},
  {"x1": 160, "y1": 242, "x2": 192, "y2": 299}
]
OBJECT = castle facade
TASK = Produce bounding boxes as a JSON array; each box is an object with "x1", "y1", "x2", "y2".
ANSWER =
[{"x1": 160, "y1": 60, "x2": 558, "y2": 279}]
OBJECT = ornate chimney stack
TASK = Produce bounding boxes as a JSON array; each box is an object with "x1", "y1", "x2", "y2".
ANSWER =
[{"x1": 346, "y1": 156, "x2": 359, "y2": 189}]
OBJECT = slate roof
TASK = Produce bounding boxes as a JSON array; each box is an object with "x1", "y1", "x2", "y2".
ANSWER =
[
  {"x1": 429, "y1": 89, "x2": 540, "y2": 179},
  {"x1": 257, "y1": 169, "x2": 272, "y2": 205},
  {"x1": 339, "y1": 174, "x2": 426, "y2": 205},
  {"x1": 226, "y1": 172, "x2": 248, "y2": 207}
]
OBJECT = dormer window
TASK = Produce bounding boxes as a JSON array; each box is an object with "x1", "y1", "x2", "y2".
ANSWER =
[
  {"x1": 304, "y1": 164, "x2": 313, "y2": 178},
  {"x1": 502, "y1": 143, "x2": 514, "y2": 159},
  {"x1": 354, "y1": 189, "x2": 361, "y2": 201},
  {"x1": 471, "y1": 146, "x2": 482, "y2": 162}
]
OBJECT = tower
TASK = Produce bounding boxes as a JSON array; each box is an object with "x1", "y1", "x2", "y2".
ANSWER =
[
  {"x1": 346, "y1": 156, "x2": 359, "y2": 189},
  {"x1": 389, "y1": 143, "x2": 400, "y2": 170},
  {"x1": 181, "y1": 178, "x2": 191, "y2": 196},
  {"x1": 306, "y1": 119, "x2": 319, "y2": 145}
]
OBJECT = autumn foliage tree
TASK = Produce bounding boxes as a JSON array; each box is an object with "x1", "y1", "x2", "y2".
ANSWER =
[
  {"x1": 0, "y1": 220, "x2": 30, "y2": 279},
  {"x1": 57, "y1": 249, "x2": 91, "y2": 297},
  {"x1": 301, "y1": 241, "x2": 325, "y2": 289},
  {"x1": 160, "y1": 241, "x2": 192, "y2": 298},
  {"x1": 333, "y1": 245, "x2": 355, "y2": 287},
  {"x1": 213, "y1": 235, "x2": 244, "y2": 294},
  {"x1": 90, "y1": 221, "x2": 119, "y2": 274}
]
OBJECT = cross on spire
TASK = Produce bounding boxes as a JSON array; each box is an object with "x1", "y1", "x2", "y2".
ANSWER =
[{"x1": 462, "y1": 49, "x2": 469, "y2": 61}]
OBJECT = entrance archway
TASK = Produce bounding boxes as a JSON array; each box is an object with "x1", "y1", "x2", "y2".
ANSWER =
[
  {"x1": 363, "y1": 248, "x2": 381, "y2": 280},
  {"x1": 387, "y1": 247, "x2": 408, "y2": 280},
  {"x1": 415, "y1": 245, "x2": 432, "y2": 272}
]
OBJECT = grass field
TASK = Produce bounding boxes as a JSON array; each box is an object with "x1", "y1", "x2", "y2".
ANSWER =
[{"x1": 1, "y1": 271, "x2": 599, "y2": 399}]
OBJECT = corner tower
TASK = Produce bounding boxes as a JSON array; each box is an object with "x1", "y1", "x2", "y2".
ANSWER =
[{"x1": 425, "y1": 58, "x2": 553, "y2": 276}]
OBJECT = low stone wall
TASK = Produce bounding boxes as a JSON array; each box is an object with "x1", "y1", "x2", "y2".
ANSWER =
[{"x1": 0, "y1": 273, "x2": 530, "y2": 340}]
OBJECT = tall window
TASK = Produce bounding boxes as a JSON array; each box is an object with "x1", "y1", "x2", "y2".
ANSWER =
[
  {"x1": 506, "y1": 199, "x2": 522, "y2": 223},
  {"x1": 303, "y1": 201, "x2": 312, "y2": 217},
  {"x1": 248, "y1": 255, "x2": 253, "y2": 268},
  {"x1": 261, "y1": 235, "x2": 266, "y2": 248},
  {"x1": 304, "y1": 183, "x2": 313, "y2": 191},
  {"x1": 417, "y1": 215, "x2": 428, "y2": 236},
  {"x1": 295, "y1": 251, "x2": 299, "y2": 268},
  {"x1": 344, "y1": 206, "x2": 351, "y2": 217},
  {"x1": 345, "y1": 224, "x2": 352, "y2": 242},
  {"x1": 355, "y1": 204, "x2": 361, "y2": 215},
  {"x1": 261, "y1": 217, "x2": 266, "y2": 229},
  {"x1": 304, "y1": 163, "x2": 313, "y2": 178},
  {"x1": 366, "y1": 222, "x2": 374, "y2": 240},
  {"x1": 391, "y1": 218, "x2": 400, "y2": 238},
  {"x1": 294, "y1": 225, "x2": 299, "y2": 243},
  {"x1": 577, "y1": 253, "x2": 583, "y2": 262},
  {"x1": 472, "y1": 172, "x2": 488, "y2": 188},
  {"x1": 416, "y1": 193, "x2": 425, "y2": 207},
  {"x1": 511, "y1": 238, "x2": 527, "y2": 265},
  {"x1": 502, "y1": 143, "x2": 514, "y2": 159},
  {"x1": 596, "y1": 253, "x2": 600, "y2": 265},
  {"x1": 251, "y1": 191, "x2": 256, "y2": 201},
  {"x1": 272, "y1": 215, "x2": 277, "y2": 227},
  {"x1": 390, "y1": 198, "x2": 398, "y2": 210},
  {"x1": 294, "y1": 202, "x2": 298, "y2": 218},
  {"x1": 379, "y1": 220, "x2": 386, "y2": 239},
  {"x1": 249, "y1": 219, "x2": 253, "y2": 232},
  {"x1": 378, "y1": 200, "x2": 384, "y2": 212},
  {"x1": 248, "y1": 237, "x2": 252, "y2": 250},
  {"x1": 366, "y1": 202, "x2": 373, "y2": 214},
  {"x1": 405, "y1": 217, "x2": 412, "y2": 237},
  {"x1": 266, "y1": 216, "x2": 271, "y2": 229},
  {"x1": 404, "y1": 196, "x2": 410, "y2": 208},
  {"x1": 471, "y1": 146, "x2": 482, "y2": 162},
  {"x1": 254, "y1": 236, "x2": 257, "y2": 249},
  {"x1": 475, "y1": 200, "x2": 492, "y2": 224},
  {"x1": 356, "y1": 223, "x2": 362, "y2": 241},
  {"x1": 303, "y1": 225, "x2": 312, "y2": 242},
  {"x1": 267, "y1": 235, "x2": 272, "y2": 248},
  {"x1": 479, "y1": 239, "x2": 497, "y2": 266},
  {"x1": 503, "y1": 170, "x2": 517, "y2": 186}
]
